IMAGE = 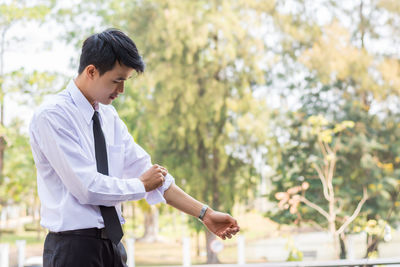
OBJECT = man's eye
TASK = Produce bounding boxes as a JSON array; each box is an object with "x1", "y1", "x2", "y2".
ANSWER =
[{"x1": 113, "y1": 81, "x2": 121, "y2": 84}]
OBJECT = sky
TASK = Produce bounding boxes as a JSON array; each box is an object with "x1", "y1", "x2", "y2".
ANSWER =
[
  {"x1": 5, "y1": 22, "x2": 75, "y2": 74},
  {"x1": 4, "y1": 18, "x2": 76, "y2": 126}
]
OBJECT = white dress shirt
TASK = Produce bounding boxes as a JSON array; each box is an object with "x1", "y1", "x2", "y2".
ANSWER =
[{"x1": 29, "y1": 80, "x2": 174, "y2": 232}]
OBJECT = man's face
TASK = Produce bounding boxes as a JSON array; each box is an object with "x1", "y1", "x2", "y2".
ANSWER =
[{"x1": 90, "y1": 62, "x2": 135, "y2": 105}]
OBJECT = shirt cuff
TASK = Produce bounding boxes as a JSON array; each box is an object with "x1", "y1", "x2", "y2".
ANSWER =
[
  {"x1": 145, "y1": 173, "x2": 175, "y2": 205},
  {"x1": 126, "y1": 177, "x2": 146, "y2": 201}
]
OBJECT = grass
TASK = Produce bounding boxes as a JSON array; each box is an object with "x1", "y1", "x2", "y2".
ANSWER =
[{"x1": 0, "y1": 230, "x2": 45, "y2": 245}]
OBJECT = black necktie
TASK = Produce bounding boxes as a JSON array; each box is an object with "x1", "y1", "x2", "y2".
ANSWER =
[{"x1": 92, "y1": 111, "x2": 123, "y2": 245}]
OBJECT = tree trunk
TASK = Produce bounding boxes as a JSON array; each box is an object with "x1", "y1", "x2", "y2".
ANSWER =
[
  {"x1": 0, "y1": 136, "x2": 4, "y2": 181},
  {"x1": 0, "y1": 27, "x2": 7, "y2": 184},
  {"x1": 205, "y1": 229, "x2": 220, "y2": 264},
  {"x1": 196, "y1": 230, "x2": 200, "y2": 257},
  {"x1": 205, "y1": 146, "x2": 221, "y2": 263},
  {"x1": 139, "y1": 205, "x2": 159, "y2": 242},
  {"x1": 332, "y1": 232, "x2": 340, "y2": 259},
  {"x1": 339, "y1": 233, "x2": 347, "y2": 259},
  {"x1": 328, "y1": 220, "x2": 340, "y2": 259},
  {"x1": 365, "y1": 234, "x2": 379, "y2": 258},
  {"x1": 34, "y1": 196, "x2": 41, "y2": 240}
]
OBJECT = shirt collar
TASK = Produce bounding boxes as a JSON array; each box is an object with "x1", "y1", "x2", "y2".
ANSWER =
[{"x1": 67, "y1": 79, "x2": 95, "y2": 125}]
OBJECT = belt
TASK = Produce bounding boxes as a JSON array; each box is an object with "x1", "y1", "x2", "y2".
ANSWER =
[{"x1": 50, "y1": 227, "x2": 109, "y2": 239}]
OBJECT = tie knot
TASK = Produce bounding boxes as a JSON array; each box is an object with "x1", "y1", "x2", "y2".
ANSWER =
[{"x1": 93, "y1": 111, "x2": 100, "y2": 123}]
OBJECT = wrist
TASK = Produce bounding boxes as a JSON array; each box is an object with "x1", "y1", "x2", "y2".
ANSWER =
[
  {"x1": 202, "y1": 207, "x2": 213, "y2": 222},
  {"x1": 139, "y1": 177, "x2": 149, "y2": 192},
  {"x1": 198, "y1": 205, "x2": 209, "y2": 221}
]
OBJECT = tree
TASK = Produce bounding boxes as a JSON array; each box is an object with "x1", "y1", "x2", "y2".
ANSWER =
[
  {"x1": 266, "y1": 0, "x2": 400, "y2": 258},
  {"x1": 275, "y1": 116, "x2": 368, "y2": 259}
]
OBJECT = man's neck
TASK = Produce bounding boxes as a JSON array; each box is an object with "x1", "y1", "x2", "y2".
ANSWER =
[{"x1": 74, "y1": 76, "x2": 96, "y2": 109}]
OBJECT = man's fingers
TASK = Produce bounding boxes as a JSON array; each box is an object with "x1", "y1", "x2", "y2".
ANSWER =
[
  {"x1": 227, "y1": 228, "x2": 236, "y2": 235},
  {"x1": 231, "y1": 225, "x2": 240, "y2": 232},
  {"x1": 222, "y1": 231, "x2": 232, "y2": 239},
  {"x1": 160, "y1": 166, "x2": 168, "y2": 175},
  {"x1": 229, "y1": 219, "x2": 240, "y2": 232},
  {"x1": 157, "y1": 173, "x2": 165, "y2": 183},
  {"x1": 153, "y1": 164, "x2": 168, "y2": 175},
  {"x1": 218, "y1": 226, "x2": 239, "y2": 240},
  {"x1": 155, "y1": 166, "x2": 165, "y2": 176},
  {"x1": 230, "y1": 218, "x2": 238, "y2": 227}
]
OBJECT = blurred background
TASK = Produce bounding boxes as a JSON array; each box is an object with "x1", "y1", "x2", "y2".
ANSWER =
[{"x1": 1, "y1": 0, "x2": 400, "y2": 266}]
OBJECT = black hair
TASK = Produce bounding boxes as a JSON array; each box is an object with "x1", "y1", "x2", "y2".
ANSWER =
[{"x1": 78, "y1": 28, "x2": 145, "y2": 76}]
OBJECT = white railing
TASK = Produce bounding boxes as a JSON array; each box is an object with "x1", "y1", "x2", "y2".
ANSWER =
[
  {"x1": 189, "y1": 258, "x2": 400, "y2": 267},
  {"x1": 1, "y1": 236, "x2": 399, "y2": 267}
]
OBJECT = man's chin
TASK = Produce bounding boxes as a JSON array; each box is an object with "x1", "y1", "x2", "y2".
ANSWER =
[{"x1": 99, "y1": 99, "x2": 113, "y2": 105}]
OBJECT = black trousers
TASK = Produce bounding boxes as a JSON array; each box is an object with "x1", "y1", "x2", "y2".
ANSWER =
[{"x1": 43, "y1": 232, "x2": 127, "y2": 267}]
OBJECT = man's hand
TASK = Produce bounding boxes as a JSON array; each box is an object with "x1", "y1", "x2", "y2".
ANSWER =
[
  {"x1": 140, "y1": 164, "x2": 168, "y2": 192},
  {"x1": 163, "y1": 184, "x2": 239, "y2": 239},
  {"x1": 202, "y1": 209, "x2": 240, "y2": 240}
]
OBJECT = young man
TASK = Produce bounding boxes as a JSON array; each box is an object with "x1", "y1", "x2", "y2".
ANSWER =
[{"x1": 29, "y1": 28, "x2": 239, "y2": 267}]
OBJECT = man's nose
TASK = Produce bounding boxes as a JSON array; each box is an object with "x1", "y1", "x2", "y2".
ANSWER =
[{"x1": 118, "y1": 82, "x2": 124, "y2": 93}]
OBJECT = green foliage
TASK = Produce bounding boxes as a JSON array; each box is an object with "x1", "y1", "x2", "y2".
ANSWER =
[
  {"x1": 96, "y1": 0, "x2": 273, "y2": 212},
  {"x1": 0, "y1": 1, "x2": 51, "y2": 26},
  {"x1": 1, "y1": 118, "x2": 35, "y2": 204},
  {"x1": 265, "y1": 0, "x2": 400, "y2": 257},
  {"x1": 286, "y1": 238, "x2": 303, "y2": 262}
]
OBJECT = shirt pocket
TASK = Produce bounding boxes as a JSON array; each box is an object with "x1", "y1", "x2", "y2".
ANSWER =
[{"x1": 107, "y1": 144, "x2": 125, "y2": 178}]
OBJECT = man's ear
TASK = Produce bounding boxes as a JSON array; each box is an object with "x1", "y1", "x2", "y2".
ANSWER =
[{"x1": 85, "y1": 64, "x2": 98, "y2": 80}]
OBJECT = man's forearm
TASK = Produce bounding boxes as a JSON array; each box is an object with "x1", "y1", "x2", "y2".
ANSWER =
[
  {"x1": 164, "y1": 183, "x2": 240, "y2": 240},
  {"x1": 163, "y1": 183, "x2": 210, "y2": 218}
]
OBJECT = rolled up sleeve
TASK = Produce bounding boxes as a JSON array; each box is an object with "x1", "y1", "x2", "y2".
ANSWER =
[{"x1": 119, "y1": 118, "x2": 175, "y2": 205}]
